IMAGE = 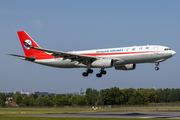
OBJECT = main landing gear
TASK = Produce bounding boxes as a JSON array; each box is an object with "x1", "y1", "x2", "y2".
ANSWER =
[
  {"x1": 82, "y1": 68, "x2": 107, "y2": 78},
  {"x1": 82, "y1": 69, "x2": 93, "y2": 77},
  {"x1": 96, "y1": 68, "x2": 107, "y2": 78},
  {"x1": 155, "y1": 62, "x2": 159, "y2": 71}
]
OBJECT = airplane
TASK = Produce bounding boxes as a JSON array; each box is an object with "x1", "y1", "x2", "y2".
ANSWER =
[{"x1": 8, "y1": 31, "x2": 176, "y2": 78}]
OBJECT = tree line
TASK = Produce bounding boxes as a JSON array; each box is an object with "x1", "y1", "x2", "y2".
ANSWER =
[{"x1": 0, "y1": 87, "x2": 180, "y2": 106}]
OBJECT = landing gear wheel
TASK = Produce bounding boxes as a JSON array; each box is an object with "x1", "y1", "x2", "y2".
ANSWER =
[
  {"x1": 96, "y1": 73, "x2": 102, "y2": 78},
  {"x1": 82, "y1": 72, "x2": 88, "y2": 77},
  {"x1": 101, "y1": 70, "x2": 107, "y2": 75},
  {"x1": 155, "y1": 63, "x2": 159, "y2": 66},
  {"x1": 155, "y1": 67, "x2": 159, "y2": 71}
]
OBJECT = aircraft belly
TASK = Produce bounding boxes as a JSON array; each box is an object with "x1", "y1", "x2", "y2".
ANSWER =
[
  {"x1": 120, "y1": 54, "x2": 142, "y2": 63},
  {"x1": 140, "y1": 53, "x2": 153, "y2": 62},
  {"x1": 114, "y1": 53, "x2": 154, "y2": 64},
  {"x1": 151, "y1": 53, "x2": 172, "y2": 62},
  {"x1": 35, "y1": 59, "x2": 86, "y2": 68},
  {"x1": 119, "y1": 53, "x2": 172, "y2": 64},
  {"x1": 103, "y1": 54, "x2": 152, "y2": 64}
]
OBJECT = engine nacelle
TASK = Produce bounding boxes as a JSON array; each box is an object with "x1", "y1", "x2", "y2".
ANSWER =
[
  {"x1": 115, "y1": 64, "x2": 136, "y2": 70},
  {"x1": 91, "y1": 59, "x2": 113, "y2": 68}
]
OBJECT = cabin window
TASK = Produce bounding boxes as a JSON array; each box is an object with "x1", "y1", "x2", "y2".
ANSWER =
[{"x1": 164, "y1": 48, "x2": 171, "y2": 51}]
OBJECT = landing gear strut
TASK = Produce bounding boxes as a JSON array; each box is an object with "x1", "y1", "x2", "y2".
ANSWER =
[
  {"x1": 96, "y1": 68, "x2": 107, "y2": 78},
  {"x1": 155, "y1": 62, "x2": 159, "y2": 71},
  {"x1": 82, "y1": 68, "x2": 93, "y2": 77},
  {"x1": 87, "y1": 69, "x2": 93, "y2": 74}
]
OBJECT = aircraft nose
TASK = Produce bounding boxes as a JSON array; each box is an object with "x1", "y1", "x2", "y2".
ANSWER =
[{"x1": 172, "y1": 50, "x2": 176, "y2": 56}]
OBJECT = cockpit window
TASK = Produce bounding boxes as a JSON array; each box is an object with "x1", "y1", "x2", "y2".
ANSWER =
[{"x1": 164, "y1": 48, "x2": 171, "y2": 51}]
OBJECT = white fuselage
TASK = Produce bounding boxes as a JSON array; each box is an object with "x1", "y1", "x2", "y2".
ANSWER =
[{"x1": 33, "y1": 45, "x2": 176, "y2": 68}]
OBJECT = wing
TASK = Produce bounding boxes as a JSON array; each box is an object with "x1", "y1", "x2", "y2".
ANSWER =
[{"x1": 29, "y1": 46, "x2": 97, "y2": 63}]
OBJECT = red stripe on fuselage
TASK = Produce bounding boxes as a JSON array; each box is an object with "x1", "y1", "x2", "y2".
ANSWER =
[
  {"x1": 82, "y1": 51, "x2": 156, "y2": 56},
  {"x1": 35, "y1": 51, "x2": 159, "y2": 60}
]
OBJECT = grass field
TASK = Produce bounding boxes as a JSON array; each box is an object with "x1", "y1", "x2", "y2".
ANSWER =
[
  {"x1": 0, "y1": 116, "x2": 179, "y2": 120},
  {"x1": 0, "y1": 107, "x2": 180, "y2": 120},
  {"x1": 0, "y1": 106, "x2": 180, "y2": 115},
  {"x1": 0, "y1": 108, "x2": 94, "y2": 115}
]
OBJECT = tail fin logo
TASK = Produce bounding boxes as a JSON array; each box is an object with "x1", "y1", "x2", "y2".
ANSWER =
[{"x1": 23, "y1": 39, "x2": 32, "y2": 50}]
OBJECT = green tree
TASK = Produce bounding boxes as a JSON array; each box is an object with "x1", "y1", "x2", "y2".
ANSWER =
[
  {"x1": 100, "y1": 88, "x2": 114, "y2": 105},
  {"x1": 36, "y1": 96, "x2": 44, "y2": 106},
  {"x1": 12, "y1": 91, "x2": 21, "y2": 101},
  {"x1": 29, "y1": 97, "x2": 36, "y2": 106},
  {"x1": 30, "y1": 94, "x2": 38, "y2": 99},
  {"x1": 156, "y1": 88, "x2": 163, "y2": 102},
  {"x1": 127, "y1": 96, "x2": 136, "y2": 105},
  {"x1": 55, "y1": 96, "x2": 69, "y2": 106},
  {"x1": 121, "y1": 88, "x2": 135, "y2": 104},
  {"x1": 134, "y1": 91, "x2": 144, "y2": 104},
  {"x1": 136, "y1": 95, "x2": 144, "y2": 104},
  {"x1": 21, "y1": 95, "x2": 30, "y2": 106},
  {"x1": 69, "y1": 95, "x2": 77, "y2": 105},
  {"x1": 137, "y1": 88, "x2": 160, "y2": 104},
  {"x1": 36, "y1": 95, "x2": 53, "y2": 106},
  {"x1": 100, "y1": 87, "x2": 123, "y2": 105},
  {"x1": 115, "y1": 95, "x2": 125, "y2": 105},
  {"x1": 174, "y1": 88, "x2": 180, "y2": 101},
  {"x1": 48, "y1": 94, "x2": 55, "y2": 101},
  {"x1": 19, "y1": 103, "x2": 26, "y2": 106},
  {"x1": 44, "y1": 96, "x2": 54, "y2": 106},
  {"x1": 15, "y1": 95, "x2": 22, "y2": 105},
  {"x1": 53, "y1": 94, "x2": 63, "y2": 104},
  {"x1": 110, "y1": 87, "x2": 122, "y2": 104},
  {"x1": 0, "y1": 99, "x2": 5, "y2": 106},
  {"x1": 163, "y1": 88, "x2": 171, "y2": 102},
  {"x1": 76, "y1": 95, "x2": 86, "y2": 105},
  {"x1": 85, "y1": 88, "x2": 99, "y2": 105},
  {"x1": 0, "y1": 93, "x2": 6, "y2": 102}
]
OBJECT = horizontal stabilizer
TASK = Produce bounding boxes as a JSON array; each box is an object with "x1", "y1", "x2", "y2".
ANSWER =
[{"x1": 7, "y1": 54, "x2": 35, "y2": 61}]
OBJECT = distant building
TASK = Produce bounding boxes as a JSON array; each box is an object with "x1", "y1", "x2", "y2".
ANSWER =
[
  {"x1": 79, "y1": 92, "x2": 86, "y2": 96},
  {"x1": 13, "y1": 91, "x2": 30, "y2": 95},
  {"x1": 62, "y1": 92, "x2": 85, "y2": 96},
  {"x1": 20, "y1": 89, "x2": 30, "y2": 95},
  {"x1": 35, "y1": 91, "x2": 49, "y2": 96},
  {"x1": 6, "y1": 97, "x2": 13, "y2": 102},
  {"x1": 9, "y1": 101, "x2": 18, "y2": 106}
]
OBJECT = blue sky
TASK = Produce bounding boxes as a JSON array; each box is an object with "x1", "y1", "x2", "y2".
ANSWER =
[{"x1": 0, "y1": 0, "x2": 179, "y2": 94}]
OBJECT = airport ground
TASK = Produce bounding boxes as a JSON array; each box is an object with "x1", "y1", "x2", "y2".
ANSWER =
[
  {"x1": 1, "y1": 106, "x2": 180, "y2": 119},
  {"x1": 1, "y1": 117, "x2": 179, "y2": 120}
]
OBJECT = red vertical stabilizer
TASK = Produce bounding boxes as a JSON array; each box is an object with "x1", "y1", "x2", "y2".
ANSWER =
[{"x1": 17, "y1": 31, "x2": 53, "y2": 59}]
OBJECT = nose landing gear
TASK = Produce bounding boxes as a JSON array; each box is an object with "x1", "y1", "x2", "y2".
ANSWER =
[{"x1": 155, "y1": 62, "x2": 159, "y2": 71}]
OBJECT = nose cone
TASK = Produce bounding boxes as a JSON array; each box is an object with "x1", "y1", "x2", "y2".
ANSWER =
[{"x1": 172, "y1": 50, "x2": 176, "y2": 56}]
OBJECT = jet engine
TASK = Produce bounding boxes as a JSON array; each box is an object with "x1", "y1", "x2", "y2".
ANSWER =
[
  {"x1": 115, "y1": 64, "x2": 136, "y2": 70},
  {"x1": 91, "y1": 59, "x2": 113, "y2": 68}
]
